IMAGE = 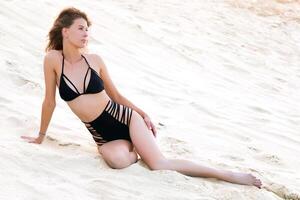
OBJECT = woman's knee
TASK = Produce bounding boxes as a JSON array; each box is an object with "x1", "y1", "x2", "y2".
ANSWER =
[
  {"x1": 147, "y1": 159, "x2": 169, "y2": 171},
  {"x1": 102, "y1": 149, "x2": 133, "y2": 169}
]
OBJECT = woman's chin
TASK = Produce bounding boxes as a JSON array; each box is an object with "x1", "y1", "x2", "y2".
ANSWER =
[{"x1": 75, "y1": 44, "x2": 87, "y2": 49}]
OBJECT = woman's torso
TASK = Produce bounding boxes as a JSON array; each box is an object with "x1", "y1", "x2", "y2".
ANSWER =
[{"x1": 51, "y1": 50, "x2": 111, "y2": 123}]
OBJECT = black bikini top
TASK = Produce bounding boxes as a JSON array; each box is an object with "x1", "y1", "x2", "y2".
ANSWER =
[{"x1": 59, "y1": 54, "x2": 105, "y2": 102}]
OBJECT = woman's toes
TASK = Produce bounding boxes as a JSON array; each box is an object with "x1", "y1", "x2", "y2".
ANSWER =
[{"x1": 254, "y1": 179, "x2": 262, "y2": 188}]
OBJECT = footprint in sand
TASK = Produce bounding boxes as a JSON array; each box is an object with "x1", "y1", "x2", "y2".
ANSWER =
[
  {"x1": 161, "y1": 137, "x2": 192, "y2": 156},
  {"x1": 46, "y1": 136, "x2": 58, "y2": 142},
  {"x1": 264, "y1": 182, "x2": 300, "y2": 200},
  {"x1": 58, "y1": 142, "x2": 80, "y2": 147},
  {"x1": 46, "y1": 136, "x2": 81, "y2": 147},
  {"x1": 254, "y1": 153, "x2": 283, "y2": 166},
  {"x1": 5, "y1": 60, "x2": 15, "y2": 67},
  {"x1": 248, "y1": 146, "x2": 262, "y2": 153}
]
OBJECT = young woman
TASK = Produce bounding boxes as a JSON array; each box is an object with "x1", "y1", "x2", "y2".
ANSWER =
[{"x1": 21, "y1": 7, "x2": 262, "y2": 189}]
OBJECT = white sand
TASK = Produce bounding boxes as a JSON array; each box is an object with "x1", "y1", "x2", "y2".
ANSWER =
[{"x1": 0, "y1": 0, "x2": 299, "y2": 199}]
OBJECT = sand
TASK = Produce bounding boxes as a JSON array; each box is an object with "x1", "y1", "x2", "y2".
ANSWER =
[{"x1": 0, "y1": 0, "x2": 299, "y2": 199}]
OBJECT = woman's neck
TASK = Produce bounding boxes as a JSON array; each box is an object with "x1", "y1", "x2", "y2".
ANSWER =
[{"x1": 62, "y1": 44, "x2": 83, "y2": 64}]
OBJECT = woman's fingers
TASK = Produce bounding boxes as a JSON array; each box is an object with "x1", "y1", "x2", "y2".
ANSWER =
[
  {"x1": 151, "y1": 122, "x2": 157, "y2": 137},
  {"x1": 21, "y1": 135, "x2": 42, "y2": 144},
  {"x1": 143, "y1": 117, "x2": 151, "y2": 129},
  {"x1": 148, "y1": 122, "x2": 157, "y2": 137},
  {"x1": 142, "y1": 116, "x2": 157, "y2": 137},
  {"x1": 146, "y1": 120, "x2": 151, "y2": 129},
  {"x1": 21, "y1": 136, "x2": 35, "y2": 140},
  {"x1": 152, "y1": 123, "x2": 157, "y2": 137},
  {"x1": 149, "y1": 121, "x2": 157, "y2": 137}
]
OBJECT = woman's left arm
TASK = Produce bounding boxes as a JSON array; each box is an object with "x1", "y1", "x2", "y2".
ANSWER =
[{"x1": 95, "y1": 54, "x2": 157, "y2": 136}]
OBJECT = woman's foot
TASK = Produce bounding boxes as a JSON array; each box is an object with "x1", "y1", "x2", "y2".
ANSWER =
[{"x1": 219, "y1": 170, "x2": 262, "y2": 188}]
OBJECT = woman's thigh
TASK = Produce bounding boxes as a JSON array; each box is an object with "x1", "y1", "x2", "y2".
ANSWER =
[
  {"x1": 129, "y1": 111, "x2": 165, "y2": 167},
  {"x1": 98, "y1": 139, "x2": 133, "y2": 154}
]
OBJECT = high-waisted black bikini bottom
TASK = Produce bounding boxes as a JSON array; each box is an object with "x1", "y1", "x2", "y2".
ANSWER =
[{"x1": 82, "y1": 100, "x2": 133, "y2": 146}]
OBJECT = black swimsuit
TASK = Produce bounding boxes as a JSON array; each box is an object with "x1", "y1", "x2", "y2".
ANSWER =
[
  {"x1": 59, "y1": 54, "x2": 105, "y2": 101},
  {"x1": 59, "y1": 53, "x2": 133, "y2": 146}
]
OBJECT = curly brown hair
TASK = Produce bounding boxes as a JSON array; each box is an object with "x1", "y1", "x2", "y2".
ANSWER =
[{"x1": 45, "y1": 7, "x2": 91, "y2": 52}]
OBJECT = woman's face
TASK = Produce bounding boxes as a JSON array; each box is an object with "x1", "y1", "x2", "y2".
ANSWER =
[{"x1": 63, "y1": 18, "x2": 89, "y2": 48}]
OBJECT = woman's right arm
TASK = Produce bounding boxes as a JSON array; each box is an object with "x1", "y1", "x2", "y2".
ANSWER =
[{"x1": 21, "y1": 53, "x2": 57, "y2": 144}]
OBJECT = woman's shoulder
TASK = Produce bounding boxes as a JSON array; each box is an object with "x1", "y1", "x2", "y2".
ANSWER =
[
  {"x1": 83, "y1": 53, "x2": 105, "y2": 72},
  {"x1": 83, "y1": 53, "x2": 103, "y2": 61},
  {"x1": 83, "y1": 53, "x2": 105, "y2": 67},
  {"x1": 43, "y1": 50, "x2": 62, "y2": 71},
  {"x1": 45, "y1": 50, "x2": 62, "y2": 60}
]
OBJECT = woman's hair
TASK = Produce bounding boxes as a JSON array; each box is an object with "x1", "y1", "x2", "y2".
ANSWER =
[{"x1": 45, "y1": 7, "x2": 91, "y2": 52}]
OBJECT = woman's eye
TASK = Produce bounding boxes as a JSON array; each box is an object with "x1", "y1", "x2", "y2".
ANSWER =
[{"x1": 79, "y1": 27, "x2": 88, "y2": 31}]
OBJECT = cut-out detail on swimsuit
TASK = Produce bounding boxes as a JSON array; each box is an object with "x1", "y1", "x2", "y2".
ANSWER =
[
  {"x1": 82, "y1": 100, "x2": 133, "y2": 146},
  {"x1": 85, "y1": 123, "x2": 107, "y2": 145},
  {"x1": 105, "y1": 100, "x2": 133, "y2": 126},
  {"x1": 59, "y1": 54, "x2": 105, "y2": 102}
]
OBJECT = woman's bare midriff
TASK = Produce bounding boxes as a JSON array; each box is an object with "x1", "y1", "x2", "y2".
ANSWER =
[{"x1": 65, "y1": 90, "x2": 112, "y2": 123}]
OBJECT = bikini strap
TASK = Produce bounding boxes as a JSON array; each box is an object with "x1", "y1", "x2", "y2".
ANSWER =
[
  {"x1": 81, "y1": 54, "x2": 91, "y2": 68},
  {"x1": 82, "y1": 54, "x2": 90, "y2": 93},
  {"x1": 61, "y1": 52, "x2": 65, "y2": 75},
  {"x1": 60, "y1": 52, "x2": 81, "y2": 94}
]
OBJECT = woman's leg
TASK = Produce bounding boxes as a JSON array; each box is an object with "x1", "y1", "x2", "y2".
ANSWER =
[
  {"x1": 129, "y1": 111, "x2": 262, "y2": 188},
  {"x1": 99, "y1": 139, "x2": 138, "y2": 169}
]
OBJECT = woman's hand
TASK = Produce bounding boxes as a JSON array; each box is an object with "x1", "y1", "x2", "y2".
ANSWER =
[
  {"x1": 21, "y1": 134, "x2": 45, "y2": 144},
  {"x1": 143, "y1": 114, "x2": 157, "y2": 137}
]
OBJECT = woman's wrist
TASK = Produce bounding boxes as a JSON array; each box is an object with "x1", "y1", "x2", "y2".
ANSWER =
[{"x1": 39, "y1": 132, "x2": 46, "y2": 137}]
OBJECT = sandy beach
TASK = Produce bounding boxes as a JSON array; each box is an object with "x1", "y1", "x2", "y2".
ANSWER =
[{"x1": 0, "y1": 0, "x2": 299, "y2": 199}]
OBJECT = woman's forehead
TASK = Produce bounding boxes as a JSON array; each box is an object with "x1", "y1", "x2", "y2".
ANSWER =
[{"x1": 72, "y1": 18, "x2": 88, "y2": 27}]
